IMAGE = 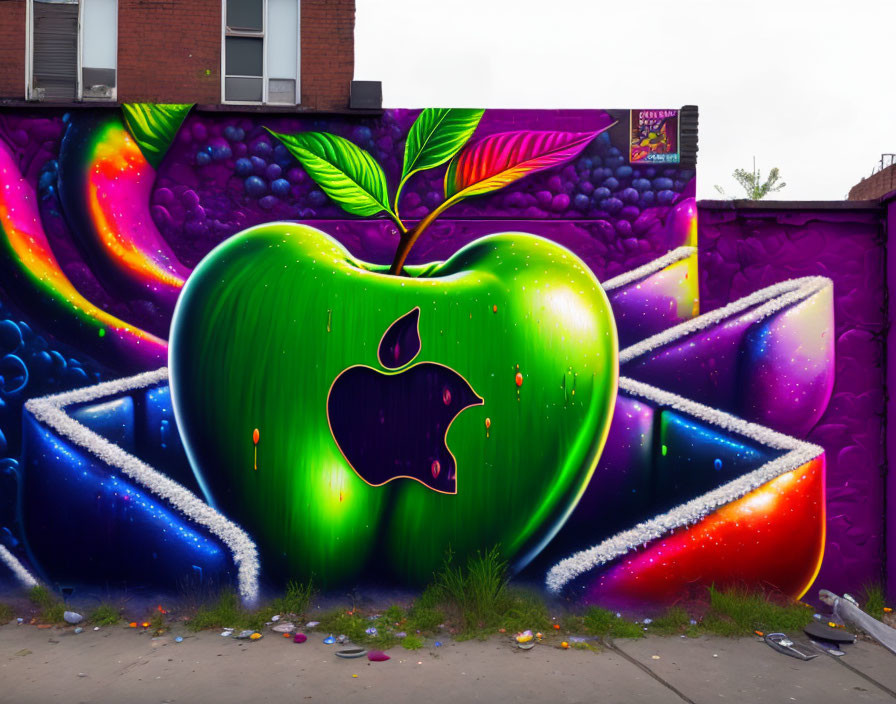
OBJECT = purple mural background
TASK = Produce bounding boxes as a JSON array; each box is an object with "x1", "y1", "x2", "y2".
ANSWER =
[
  {"x1": 0, "y1": 105, "x2": 890, "y2": 602},
  {"x1": 699, "y1": 201, "x2": 888, "y2": 597}
]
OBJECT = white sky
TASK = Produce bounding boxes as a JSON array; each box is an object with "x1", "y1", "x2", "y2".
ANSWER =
[{"x1": 355, "y1": 0, "x2": 895, "y2": 200}]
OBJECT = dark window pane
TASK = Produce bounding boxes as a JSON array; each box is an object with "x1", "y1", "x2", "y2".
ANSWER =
[
  {"x1": 32, "y1": 1, "x2": 78, "y2": 101},
  {"x1": 225, "y1": 76, "x2": 263, "y2": 102},
  {"x1": 226, "y1": 0, "x2": 262, "y2": 31},
  {"x1": 225, "y1": 36, "x2": 263, "y2": 76}
]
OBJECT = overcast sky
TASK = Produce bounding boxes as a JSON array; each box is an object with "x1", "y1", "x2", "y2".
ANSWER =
[{"x1": 355, "y1": 0, "x2": 894, "y2": 201}]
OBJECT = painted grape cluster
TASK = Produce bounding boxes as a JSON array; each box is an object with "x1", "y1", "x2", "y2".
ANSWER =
[{"x1": 152, "y1": 111, "x2": 694, "y2": 267}]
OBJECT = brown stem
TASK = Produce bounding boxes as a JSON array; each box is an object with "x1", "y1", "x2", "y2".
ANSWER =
[{"x1": 388, "y1": 198, "x2": 456, "y2": 275}]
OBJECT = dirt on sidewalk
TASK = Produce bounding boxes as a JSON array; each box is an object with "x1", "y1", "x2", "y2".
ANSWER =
[{"x1": 1, "y1": 623, "x2": 895, "y2": 704}]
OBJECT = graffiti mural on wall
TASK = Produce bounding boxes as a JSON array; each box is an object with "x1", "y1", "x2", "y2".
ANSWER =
[{"x1": 0, "y1": 105, "x2": 834, "y2": 606}]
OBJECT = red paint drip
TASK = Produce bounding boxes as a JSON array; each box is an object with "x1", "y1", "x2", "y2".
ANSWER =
[
  {"x1": 515, "y1": 372, "x2": 523, "y2": 387},
  {"x1": 431, "y1": 460, "x2": 441, "y2": 479}
]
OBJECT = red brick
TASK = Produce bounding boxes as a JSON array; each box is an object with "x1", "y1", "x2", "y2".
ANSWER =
[{"x1": 0, "y1": 0, "x2": 354, "y2": 110}]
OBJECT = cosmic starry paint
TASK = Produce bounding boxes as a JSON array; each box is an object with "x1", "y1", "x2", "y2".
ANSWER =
[{"x1": 0, "y1": 104, "x2": 864, "y2": 605}]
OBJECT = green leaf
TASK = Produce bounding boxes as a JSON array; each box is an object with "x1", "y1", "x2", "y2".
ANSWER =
[
  {"x1": 267, "y1": 130, "x2": 393, "y2": 218},
  {"x1": 401, "y1": 108, "x2": 484, "y2": 185},
  {"x1": 121, "y1": 104, "x2": 193, "y2": 168}
]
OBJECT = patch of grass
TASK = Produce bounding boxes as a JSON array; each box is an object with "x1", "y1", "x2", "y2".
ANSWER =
[
  {"x1": 498, "y1": 588, "x2": 552, "y2": 635},
  {"x1": 700, "y1": 585, "x2": 813, "y2": 637},
  {"x1": 313, "y1": 608, "x2": 399, "y2": 649},
  {"x1": 28, "y1": 585, "x2": 65, "y2": 624},
  {"x1": 861, "y1": 583, "x2": 886, "y2": 621},
  {"x1": 269, "y1": 579, "x2": 316, "y2": 618},
  {"x1": 401, "y1": 634, "x2": 425, "y2": 650},
  {"x1": 88, "y1": 604, "x2": 121, "y2": 626},
  {"x1": 383, "y1": 605, "x2": 405, "y2": 625},
  {"x1": 582, "y1": 607, "x2": 644, "y2": 639},
  {"x1": 0, "y1": 603, "x2": 13, "y2": 624},
  {"x1": 432, "y1": 546, "x2": 508, "y2": 632},
  {"x1": 148, "y1": 611, "x2": 168, "y2": 635},
  {"x1": 407, "y1": 605, "x2": 443, "y2": 633},
  {"x1": 648, "y1": 607, "x2": 698, "y2": 637},
  {"x1": 187, "y1": 590, "x2": 266, "y2": 632}
]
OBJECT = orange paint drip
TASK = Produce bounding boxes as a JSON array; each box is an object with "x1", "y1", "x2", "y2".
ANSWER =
[{"x1": 253, "y1": 428, "x2": 259, "y2": 471}]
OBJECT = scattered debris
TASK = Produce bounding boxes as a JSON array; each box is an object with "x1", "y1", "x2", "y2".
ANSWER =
[
  {"x1": 395, "y1": 631, "x2": 407, "y2": 638},
  {"x1": 434, "y1": 641, "x2": 442, "y2": 647},
  {"x1": 518, "y1": 642, "x2": 535, "y2": 650},
  {"x1": 336, "y1": 634, "x2": 348, "y2": 644},
  {"x1": 175, "y1": 636, "x2": 183, "y2": 643},
  {"x1": 560, "y1": 642, "x2": 569, "y2": 649},
  {"x1": 804, "y1": 621, "x2": 855, "y2": 644},
  {"x1": 249, "y1": 633, "x2": 262, "y2": 641},
  {"x1": 234, "y1": 630, "x2": 255, "y2": 640},
  {"x1": 367, "y1": 650, "x2": 390, "y2": 662},
  {"x1": 293, "y1": 633, "x2": 307, "y2": 644},
  {"x1": 820, "y1": 589, "x2": 896, "y2": 655},
  {"x1": 306, "y1": 621, "x2": 320, "y2": 628},
  {"x1": 16, "y1": 618, "x2": 23, "y2": 624},
  {"x1": 73, "y1": 627, "x2": 83, "y2": 634},
  {"x1": 365, "y1": 627, "x2": 377, "y2": 636},
  {"x1": 271, "y1": 615, "x2": 280, "y2": 622},
  {"x1": 220, "y1": 630, "x2": 234, "y2": 638},
  {"x1": 272, "y1": 622, "x2": 295, "y2": 633},
  {"x1": 764, "y1": 633, "x2": 818, "y2": 661},
  {"x1": 15, "y1": 649, "x2": 31, "y2": 657},
  {"x1": 515, "y1": 630, "x2": 534, "y2": 644},
  {"x1": 63, "y1": 611, "x2": 83, "y2": 625},
  {"x1": 77, "y1": 673, "x2": 87, "y2": 678},
  {"x1": 652, "y1": 655, "x2": 661, "y2": 660},
  {"x1": 323, "y1": 635, "x2": 336, "y2": 645},
  {"x1": 93, "y1": 627, "x2": 100, "y2": 631},
  {"x1": 810, "y1": 639, "x2": 845, "y2": 657},
  {"x1": 336, "y1": 648, "x2": 368, "y2": 659}
]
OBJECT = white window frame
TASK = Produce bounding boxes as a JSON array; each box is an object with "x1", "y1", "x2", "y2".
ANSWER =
[
  {"x1": 221, "y1": 0, "x2": 301, "y2": 106},
  {"x1": 25, "y1": 0, "x2": 118, "y2": 102}
]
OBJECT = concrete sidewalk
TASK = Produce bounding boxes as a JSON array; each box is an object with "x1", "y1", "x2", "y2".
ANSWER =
[{"x1": 1, "y1": 623, "x2": 894, "y2": 704}]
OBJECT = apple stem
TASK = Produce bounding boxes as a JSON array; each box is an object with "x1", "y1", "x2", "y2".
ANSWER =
[{"x1": 389, "y1": 197, "x2": 458, "y2": 275}]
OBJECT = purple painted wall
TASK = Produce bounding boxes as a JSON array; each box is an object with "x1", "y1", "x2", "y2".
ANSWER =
[{"x1": 698, "y1": 200, "x2": 887, "y2": 597}]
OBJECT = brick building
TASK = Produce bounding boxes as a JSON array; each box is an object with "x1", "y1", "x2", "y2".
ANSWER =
[
  {"x1": 848, "y1": 156, "x2": 896, "y2": 201},
  {"x1": 0, "y1": 0, "x2": 356, "y2": 111}
]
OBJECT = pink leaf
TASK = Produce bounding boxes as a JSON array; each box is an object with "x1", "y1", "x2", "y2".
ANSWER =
[{"x1": 444, "y1": 125, "x2": 614, "y2": 201}]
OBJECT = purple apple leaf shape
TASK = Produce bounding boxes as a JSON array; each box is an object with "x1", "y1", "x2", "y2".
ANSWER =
[{"x1": 378, "y1": 308, "x2": 421, "y2": 370}]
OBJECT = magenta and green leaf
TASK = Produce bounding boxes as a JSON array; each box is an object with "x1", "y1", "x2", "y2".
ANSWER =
[
  {"x1": 396, "y1": 108, "x2": 484, "y2": 212},
  {"x1": 444, "y1": 128, "x2": 615, "y2": 203},
  {"x1": 121, "y1": 103, "x2": 193, "y2": 168},
  {"x1": 388, "y1": 125, "x2": 614, "y2": 274},
  {"x1": 265, "y1": 129, "x2": 400, "y2": 227}
]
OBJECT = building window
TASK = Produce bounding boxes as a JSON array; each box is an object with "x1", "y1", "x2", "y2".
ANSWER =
[
  {"x1": 223, "y1": 0, "x2": 300, "y2": 105},
  {"x1": 27, "y1": 0, "x2": 118, "y2": 102}
]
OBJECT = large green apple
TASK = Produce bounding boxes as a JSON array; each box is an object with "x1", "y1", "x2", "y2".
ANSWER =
[{"x1": 169, "y1": 222, "x2": 618, "y2": 586}]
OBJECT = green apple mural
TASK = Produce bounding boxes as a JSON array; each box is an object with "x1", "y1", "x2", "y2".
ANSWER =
[{"x1": 169, "y1": 109, "x2": 619, "y2": 586}]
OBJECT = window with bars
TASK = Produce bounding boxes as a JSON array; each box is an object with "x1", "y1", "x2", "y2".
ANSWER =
[
  {"x1": 28, "y1": 0, "x2": 117, "y2": 102},
  {"x1": 223, "y1": 0, "x2": 300, "y2": 105}
]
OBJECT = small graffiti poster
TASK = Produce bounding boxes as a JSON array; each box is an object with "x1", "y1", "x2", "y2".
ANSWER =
[{"x1": 630, "y1": 109, "x2": 679, "y2": 163}]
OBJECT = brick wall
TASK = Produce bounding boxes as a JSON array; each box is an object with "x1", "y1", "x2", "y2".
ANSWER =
[
  {"x1": 118, "y1": 0, "x2": 222, "y2": 104},
  {"x1": 849, "y1": 164, "x2": 896, "y2": 201},
  {"x1": 300, "y1": 0, "x2": 354, "y2": 111},
  {"x1": 0, "y1": 1, "x2": 26, "y2": 98},
  {"x1": 0, "y1": 0, "x2": 355, "y2": 110}
]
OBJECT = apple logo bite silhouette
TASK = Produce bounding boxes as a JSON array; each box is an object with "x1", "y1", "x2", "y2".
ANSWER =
[{"x1": 327, "y1": 307, "x2": 483, "y2": 494}]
